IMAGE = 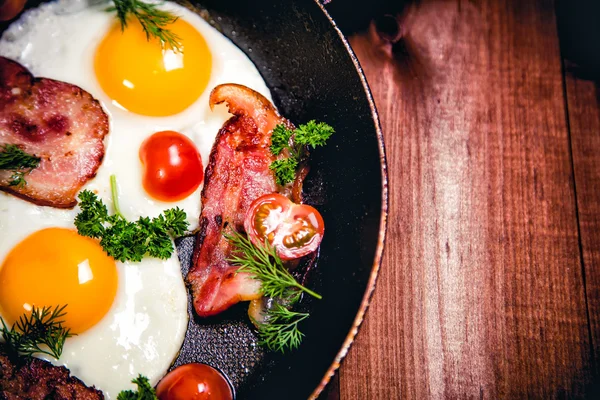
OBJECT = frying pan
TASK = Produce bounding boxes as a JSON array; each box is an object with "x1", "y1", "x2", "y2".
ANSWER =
[{"x1": 0, "y1": 0, "x2": 388, "y2": 398}]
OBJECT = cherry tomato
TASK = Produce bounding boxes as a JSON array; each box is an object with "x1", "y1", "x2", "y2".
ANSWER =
[
  {"x1": 244, "y1": 193, "x2": 325, "y2": 260},
  {"x1": 0, "y1": 0, "x2": 26, "y2": 21},
  {"x1": 139, "y1": 130, "x2": 203, "y2": 202},
  {"x1": 156, "y1": 363, "x2": 233, "y2": 400}
]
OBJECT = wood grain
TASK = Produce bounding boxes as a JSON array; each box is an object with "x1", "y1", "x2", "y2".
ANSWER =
[
  {"x1": 565, "y1": 69, "x2": 600, "y2": 386},
  {"x1": 333, "y1": 0, "x2": 595, "y2": 398}
]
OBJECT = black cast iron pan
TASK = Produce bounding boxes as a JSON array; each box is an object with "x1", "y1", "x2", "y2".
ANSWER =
[{"x1": 0, "y1": 1, "x2": 388, "y2": 398}]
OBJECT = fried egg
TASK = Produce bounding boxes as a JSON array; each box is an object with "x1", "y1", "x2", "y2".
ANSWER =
[{"x1": 0, "y1": 0, "x2": 273, "y2": 398}]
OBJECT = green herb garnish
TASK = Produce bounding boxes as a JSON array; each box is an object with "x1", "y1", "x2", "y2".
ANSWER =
[
  {"x1": 108, "y1": 0, "x2": 181, "y2": 51},
  {"x1": 226, "y1": 230, "x2": 321, "y2": 352},
  {"x1": 0, "y1": 144, "x2": 41, "y2": 187},
  {"x1": 227, "y1": 231, "x2": 321, "y2": 302},
  {"x1": 117, "y1": 375, "x2": 158, "y2": 400},
  {"x1": 269, "y1": 120, "x2": 334, "y2": 185},
  {"x1": 74, "y1": 175, "x2": 188, "y2": 262},
  {"x1": 269, "y1": 158, "x2": 298, "y2": 187},
  {"x1": 0, "y1": 305, "x2": 73, "y2": 359},
  {"x1": 253, "y1": 304, "x2": 309, "y2": 353}
]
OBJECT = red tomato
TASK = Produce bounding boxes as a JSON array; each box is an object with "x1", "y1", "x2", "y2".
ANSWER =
[
  {"x1": 0, "y1": 0, "x2": 26, "y2": 21},
  {"x1": 139, "y1": 131, "x2": 203, "y2": 202},
  {"x1": 244, "y1": 193, "x2": 325, "y2": 260},
  {"x1": 156, "y1": 363, "x2": 233, "y2": 400}
]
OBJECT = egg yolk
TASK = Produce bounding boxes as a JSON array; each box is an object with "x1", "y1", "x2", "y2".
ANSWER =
[
  {"x1": 94, "y1": 18, "x2": 211, "y2": 117},
  {"x1": 0, "y1": 228, "x2": 118, "y2": 334}
]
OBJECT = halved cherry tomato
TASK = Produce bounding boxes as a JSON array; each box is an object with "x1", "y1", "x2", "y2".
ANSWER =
[
  {"x1": 156, "y1": 363, "x2": 233, "y2": 400},
  {"x1": 139, "y1": 130, "x2": 203, "y2": 202},
  {"x1": 244, "y1": 193, "x2": 325, "y2": 260}
]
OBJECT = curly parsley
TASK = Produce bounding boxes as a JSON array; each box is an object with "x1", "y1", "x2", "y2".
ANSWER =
[
  {"x1": 294, "y1": 120, "x2": 335, "y2": 148},
  {"x1": 117, "y1": 375, "x2": 158, "y2": 400},
  {"x1": 74, "y1": 175, "x2": 188, "y2": 262},
  {"x1": 269, "y1": 120, "x2": 334, "y2": 185},
  {"x1": 269, "y1": 158, "x2": 298, "y2": 187}
]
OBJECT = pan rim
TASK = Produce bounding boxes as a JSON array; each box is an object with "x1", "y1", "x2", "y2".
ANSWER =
[{"x1": 308, "y1": 1, "x2": 389, "y2": 399}]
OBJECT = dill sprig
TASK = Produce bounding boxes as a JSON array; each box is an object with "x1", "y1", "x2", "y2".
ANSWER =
[
  {"x1": 253, "y1": 304, "x2": 309, "y2": 353},
  {"x1": 0, "y1": 144, "x2": 41, "y2": 187},
  {"x1": 227, "y1": 230, "x2": 321, "y2": 352},
  {"x1": 0, "y1": 305, "x2": 73, "y2": 359},
  {"x1": 108, "y1": 0, "x2": 182, "y2": 51},
  {"x1": 74, "y1": 175, "x2": 188, "y2": 262},
  {"x1": 269, "y1": 121, "x2": 334, "y2": 186},
  {"x1": 227, "y1": 231, "x2": 322, "y2": 302}
]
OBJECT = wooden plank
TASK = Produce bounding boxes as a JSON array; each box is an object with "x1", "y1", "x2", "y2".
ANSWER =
[
  {"x1": 337, "y1": 0, "x2": 593, "y2": 398},
  {"x1": 565, "y1": 68, "x2": 600, "y2": 385}
]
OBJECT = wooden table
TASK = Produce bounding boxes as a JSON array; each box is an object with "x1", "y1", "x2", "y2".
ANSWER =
[{"x1": 321, "y1": 0, "x2": 600, "y2": 398}]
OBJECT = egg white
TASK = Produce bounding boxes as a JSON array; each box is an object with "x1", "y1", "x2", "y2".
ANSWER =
[{"x1": 0, "y1": 0, "x2": 273, "y2": 398}]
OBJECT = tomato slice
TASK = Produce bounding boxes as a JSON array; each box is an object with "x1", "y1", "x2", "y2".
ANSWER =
[
  {"x1": 244, "y1": 193, "x2": 324, "y2": 260},
  {"x1": 139, "y1": 131, "x2": 203, "y2": 202},
  {"x1": 156, "y1": 363, "x2": 233, "y2": 400}
]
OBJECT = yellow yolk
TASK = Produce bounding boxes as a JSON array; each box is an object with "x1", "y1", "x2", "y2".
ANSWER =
[
  {"x1": 94, "y1": 18, "x2": 211, "y2": 117},
  {"x1": 0, "y1": 228, "x2": 118, "y2": 334}
]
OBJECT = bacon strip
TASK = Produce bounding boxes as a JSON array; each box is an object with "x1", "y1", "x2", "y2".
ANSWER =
[
  {"x1": 187, "y1": 84, "x2": 292, "y2": 317},
  {"x1": 0, "y1": 57, "x2": 108, "y2": 208}
]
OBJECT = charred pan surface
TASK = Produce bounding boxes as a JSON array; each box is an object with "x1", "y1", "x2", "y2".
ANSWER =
[
  {"x1": 187, "y1": 83, "x2": 292, "y2": 317},
  {"x1": 0, "y1": 57, "x2": 108, "y2": 208}
]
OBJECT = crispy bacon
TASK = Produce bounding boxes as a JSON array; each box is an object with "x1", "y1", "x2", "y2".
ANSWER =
[
  {"x1": 0, "y1": 57, "x2": 108, "y2": 208},
  {"x1": 187, "y1": 83, "x2": 292, "y2": 317}
]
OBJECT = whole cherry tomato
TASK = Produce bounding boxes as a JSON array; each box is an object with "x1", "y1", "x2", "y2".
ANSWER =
[
  {"x1": 156, "y1": 363, "x2": 233, "y2": 400},
  {"x1": 244, "y1": 193, "x2": 325, "y2": 260},
  {"x1": 139, "y1": 130, "x2": 203, "y2": 202}
]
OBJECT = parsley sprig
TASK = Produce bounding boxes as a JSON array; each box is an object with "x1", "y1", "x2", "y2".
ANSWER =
[
  {"x1": 227, "y1": 231, "x2": 321, "y2": 352},
  {"x1": 117, "y1": 375, "x2": 158, "y2": 400},
  {"x1": 269, "y1": 121, "x2": 334, "y2": 186},
  {"x1": 74, "y1": 175, "x2": 188, "y2": 262},
  {"x1": 0, "y1": 144, "x2": 41, "y2": 187},
  {"x1": 0, "y1": 305, "x2": 73, "y2": 360},
  {"x1": 108, "y1": 0, "x2": 182, "y2": 51}
]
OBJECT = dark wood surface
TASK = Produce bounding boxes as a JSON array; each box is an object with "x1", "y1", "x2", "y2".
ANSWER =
[{"x1": 321, "y1": 0, "x2": 600, "y2": 398}]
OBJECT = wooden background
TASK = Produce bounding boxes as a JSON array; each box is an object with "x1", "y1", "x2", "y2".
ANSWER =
[{"x1": 321, "y1": 0, "x2": 600, "y2": 398}]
